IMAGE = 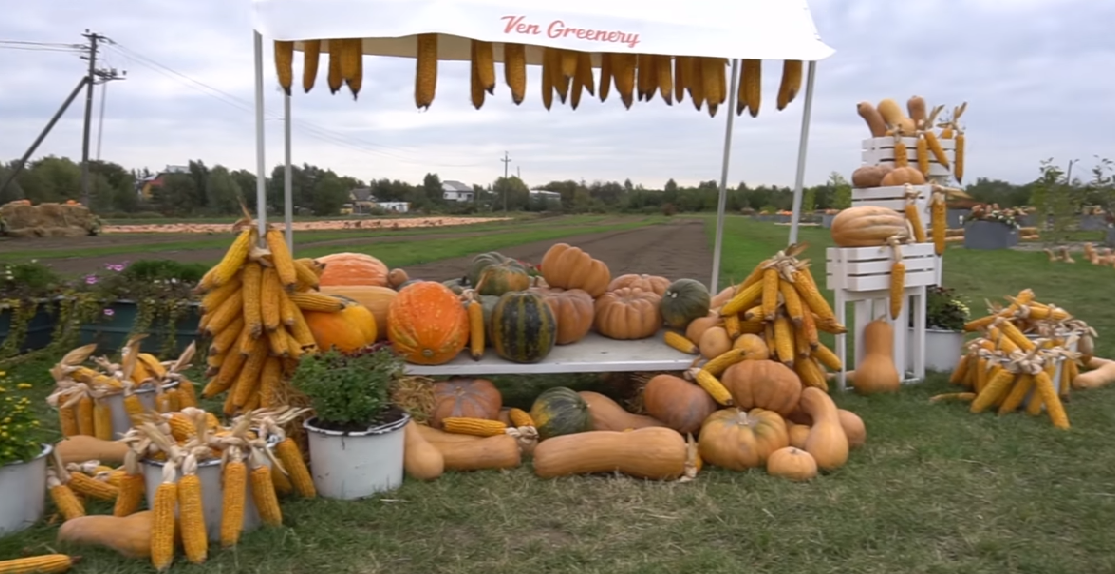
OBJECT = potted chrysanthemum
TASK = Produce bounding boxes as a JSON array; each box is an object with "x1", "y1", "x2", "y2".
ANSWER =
[{"x1": 0, "y1": 371, "x2": 54, "y2": 534}]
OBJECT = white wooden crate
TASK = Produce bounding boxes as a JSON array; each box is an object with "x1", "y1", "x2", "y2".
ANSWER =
[
  {"x1": 847, "y1": 185, "x2": 941, "y2": 285},
  {"x1": 825, "y1": 243, "x2": 938, "y2": 292},
  {"x1": 861, "y1": 137, "x2": 955, "y2": 178},
  {"x1": 828, "y1": 287, "x2": 927, "y2": 391}
]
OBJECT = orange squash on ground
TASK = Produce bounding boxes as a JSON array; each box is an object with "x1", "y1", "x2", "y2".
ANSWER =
[
  {"x1": 58, "y1": 511, "x2": 154, "y2": 559},
  {"x1": 766, "y1": 447, "x2": 818, "y2": 481},
  {"x1": 55, "y1": 436, "x2": 129, "y2": 465},
  {"x1": 420, "y1": 428, "x2": 522, "y2": 471},
  {"x1": 853, "y1": 318, "x2": 901, "y2": 394},
  {"x1": 720, "y1": 360, "x2": 803, "y2": 415},
  {"x1": 532, "y1": 427, "x2": 687, "y2": 480},
  {"x1": 642, "y1": 374, "x2": 717, "y2": 435},
  {"x1": 594, "y1": 287, "x2": 662, "y2": 340},
  {"x1": 607, "y1": 273, "x2": 670, "y2": 296},
  {"x1": 838, "y1": 410, "x2": 866, "y2": 447},
  {"x1": 698, "y1": 408, "x2": 790, "y2": 471},
  {"x1": 799, "y1": 387, "x2": 849, "y2": 471},
  {"x1": 318, "y1": 285, "x2": 397, "y2": 338},
  {"x1": 387, "y1": 281, "x2": 469, "y2": 365},
  {"x1": 540, "y1": 243, "x2": 611, "y2": 297},
  {"x1": 402, "y1": 421, "x2": 445, "y2": 480},
  {"x1": 431, "y1": 377, "x2": 502, "y2": 428},
  {"x1": 316, "y1": 252, "x2": 389, "y2": 287},
  {"x1": 578, "y1": 391, "x2": 665, "y2": 431}
]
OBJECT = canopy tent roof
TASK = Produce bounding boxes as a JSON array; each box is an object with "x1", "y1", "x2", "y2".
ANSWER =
[{"x1": 252, "y1": 0, "x2": 835, "y2": 63}]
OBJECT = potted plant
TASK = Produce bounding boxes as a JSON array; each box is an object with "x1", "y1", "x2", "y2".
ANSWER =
[
  {"x1": 292, "y1": 343, "x2": 411, "y2": 500},
  {"x1": 963, "y1": 204, "x2": 1021, "y2": 250},
  {"x1": 0, "y1": 261, "x2": 65, "y2": 360},
  {"x1": 908, "y1": 286, "x2": 969, "y2": 372},
  {"x1": 0, "y1": 370, "x2": 54, "y2": 534},
  {"x1": 72, "y1": 259, "x2": 208, "y2": 356}
]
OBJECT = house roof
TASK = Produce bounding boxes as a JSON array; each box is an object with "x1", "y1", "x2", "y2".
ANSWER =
[
  {"x1": 349, "y1": 188, "x2": 376, "y2": 202},
  {"x1": 442, "y1": 180, "x2": 472, "y2": 193}
]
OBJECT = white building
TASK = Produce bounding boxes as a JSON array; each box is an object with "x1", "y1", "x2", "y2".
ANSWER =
[
  {"x1": 442, "y1": 180, "x2": 474, "y2": 202},
  {"x1": 530, "y1": 189, "x2": 562, "y2": 205}
]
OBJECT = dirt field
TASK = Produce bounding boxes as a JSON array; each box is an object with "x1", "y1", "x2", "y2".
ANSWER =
[{"x1": 100, "y1": 216, "x2": 507, "y2": 234}]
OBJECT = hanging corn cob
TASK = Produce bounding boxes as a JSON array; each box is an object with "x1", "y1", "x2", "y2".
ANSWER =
[
  {"x1": 903, "y1": 185, "x2": 927, "y2": 243},
  {"x1": 887, "y1": 237, "x2": 907, "y2": 321},
  {"x1": 414, "y1": 33, "x2": 438, "y2": 110}
]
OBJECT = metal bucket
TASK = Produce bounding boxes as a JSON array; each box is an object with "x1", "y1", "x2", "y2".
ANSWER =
[
  {"x1": 304, "y1": 414, "x2": 409, "y2": 501},
  {"x1": 0, "y1": 444, "x2": 51, "y2": 534},
  {"x1": 102, "y1": 382, "x2": 179, "y2": 439},
  {"x1": 1021, "y1": 332, "x2": 1078, "y2": 410}
]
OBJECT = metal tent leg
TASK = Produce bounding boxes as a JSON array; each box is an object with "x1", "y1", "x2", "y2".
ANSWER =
[
  {"x1": 710, "y1": 59, "x2": 741, "y2": 294},
  {"x1": 253, "y1": 31, "x2": 268, "y2": 241},
  {"x1": 284, "y1": 92, "x2": 294, "y2": 253},
  {"x1": 788, "y1": 60, "x2": 818, "y2": 246}
]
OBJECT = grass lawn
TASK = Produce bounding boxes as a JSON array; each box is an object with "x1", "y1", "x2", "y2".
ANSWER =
[{"x1": 2, "y1": 216, "x2": 1115, "y2": 573}]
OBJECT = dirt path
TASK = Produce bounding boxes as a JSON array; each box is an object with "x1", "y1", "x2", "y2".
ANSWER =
[{"x1": 403, "y1": 218, "x2": 714, "y2": 285}]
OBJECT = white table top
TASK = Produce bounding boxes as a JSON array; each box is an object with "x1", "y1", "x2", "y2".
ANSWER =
[{"x1": 404, "y1": 332, "x2": 696, "y2": 376}]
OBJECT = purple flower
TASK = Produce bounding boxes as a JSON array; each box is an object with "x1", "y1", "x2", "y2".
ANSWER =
[
  {"x1": 103, "y1": 308, "x2": 115, "y2": 317},
  {"x1": 105, "y1": 263, "x2": 125, "y2": 272},
  {"x1": 84, "y1": 274, "x2": 98, "y2": 285}
]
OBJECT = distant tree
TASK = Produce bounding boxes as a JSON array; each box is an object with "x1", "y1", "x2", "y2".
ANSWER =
[
  {"x1": 422, "y1": 173, "x2": 443, "y2": 204},
  {"x1": 206, "y1": 166, "x2": 241, "y2": 215},
  {"x1": 151, "y1": 173, "x2": 198, "y2": 215},
  {"x1": 830, "y1": 172, "x2": 852, "y2": 210},
  {"x1": 311, "y1": 172, "x2": 349, "y2": 216}
]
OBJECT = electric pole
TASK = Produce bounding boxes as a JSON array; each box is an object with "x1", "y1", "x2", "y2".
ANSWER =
[
  {"x1": 500, "y1": 151, "x2": 511, "y2": 212},
  {"x1": 79, "y1": 30, "x2": 103, "y2": 206}
]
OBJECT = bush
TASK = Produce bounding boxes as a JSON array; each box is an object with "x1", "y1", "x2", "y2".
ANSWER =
[
  {"x1": 661, "y1": 203, "x2": 678, "y2": 216},
  {"x1": 291, "y1": 345, "x2": 404, "y2": 431}
]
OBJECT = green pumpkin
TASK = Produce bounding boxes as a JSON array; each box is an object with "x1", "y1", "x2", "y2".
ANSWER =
[
  {"x1": 468, "y1": 252, "x2": 524, "y2": 287},
  {"x1": 476, "y1": 262, "x2": 531, "y2": 296},
  {"x1": 397, "y1": 279, "x2": 423, "y2": 291},
  {"x1": 530, "y1": 386, "x2": 592, "y2": 440},
  {"x1": 442, "y1": 277, "x2": 467, "y2": 295},
  {"x1": 660, "y1": 278, "x2": 711, "y2": 328},
  {"x1": 490, "y1": 291, "x2": 557, "y2": 363}
]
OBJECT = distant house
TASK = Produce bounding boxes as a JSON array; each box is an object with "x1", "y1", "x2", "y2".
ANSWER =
[
  {"x1": 442, "y1": 180, "x2": 474, "y2": 202},
  {"x1": 135, "y1": 164, "x2": 192, "y2": 200},
  {"x1": 346, "y1": 188, "x2": 410, "y2": 214}
]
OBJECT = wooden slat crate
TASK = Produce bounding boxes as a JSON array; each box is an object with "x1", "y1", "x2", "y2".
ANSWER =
[
  {"x1": 825, "y1": 243, "x2": 937, "y2": 292},
  {"x1": 861, "y1": 137, "x2": 955, "y2": 178}
]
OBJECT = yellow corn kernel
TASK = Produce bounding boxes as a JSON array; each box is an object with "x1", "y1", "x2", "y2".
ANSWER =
[
  {"x1": 249, "y1": 466, "x2": 283, "y2": 527},
  {"x1": 164, "y1": 388, "x2": 181, "y2": 413},
  {"x1": 177, "y1": 378, "x2": 197, "y2": 409},
  {"x1": 75, "y1": 396, "x2": 95, "y2": 436},
  {"x1": 772, "y1": 315, "x2": 795, "y2": 367},
  {"x1": 468, "y1": 299, "x2": 484, "y2": 361},
  {"x1": 273, "y1": 40, "x2": 293, "y2": 95},
  {"x1": 200, "y1": 277, "x2": 243, "y2": 314},
  {"x1": 998, "y1": 373, "x2": 1034, "y2": 415},
  {"x1": 931, "y1": 193, "x2": 946, "y2": 257},
  {"x1": 889, "y1": 262, "x2": 906, "y2": 320},
  {"x1": 93, "y1": 399, "x2": 114, "y2": 441},
  {"x1": 151, "y1": 480, "x2": 177, "y2": 571},
  {"x1": 664, "y1": 331, "x2": 698, "y2": 354},
  {"x1": 778, "y1": 280, "x2": 803, "y2": 326},
  {"x1": 703, "y1": 348, "x2": 749, "y2": 377},
  {"x1": 279, "y1": 292, "x2": 297, "y2": 327},
  {"x1": 326, "y1": 43, "x2": 342, "y2": 93},
  {"x1": 301, "y1": 39, "x2": 321, "y2": 92},
  {"x1": 969, "y1": 369, "x2": 1017, "y2": 413},
  {"x1": 790, "y1": 266, "x2": 834, "y2": 323},
  {"x1": 812, "y1": 342, "x2": 843, "y2": 371},
  {"x1": 271, "y1": 464, "x2": 293, "y2": 496},
  {"x1": 905, "y1": 204, "x2": 927, "y2": 245},
  {"x1": 721, "y1": 281, "x2": 764, "y2": 316},
  {"x1": 265, "y1": 228, "x2": 297, "y2": 290},
  {"x1": 1034, "y1": 371, "x2": 1069, "y2": 429},
  {"x1": 0, "y1": 555, "x2": 77, "y2": 574},
  {"x1": 167, "y1": 413, "x2": 196, "y2": 442},
  {"x1": 414, "y1": 33, "x2": 438, "y2": 110},
  {"x1": 924, "y1": 130, "x2": 950, "y2": 169},
  {"x1": 503, "y1": 43, "x2": 527, "y2": 105},
  {"x1": 916, "y1": 134, "x2": 930, "y2": 177},
  {"x1": 220, "y1": 460, "x2": 247, "y2": 547},
  {"x1": 203, "y1": 290, "x2": 243, "y2": 337},
  {"x1": 738, "y1": 58, "x2": 761, "y2": 117},
  {"x1": 691, "y1": 368, "x2": 733, "y2": 406},
  {"x1": 202, "y1": 350, "x2": 245, "y2": 399},
  {"x1": 775, "y1": 59, "x2": 802, "y2": 111},
  {"x1": 122, "y1": 389, "x2": 145, "y2": 426},
  {"x1": 723, "y1": 314, "x2": 741, "y2": 339},
  {"x1": 114, "y1": 474, "x2": 145, "y2": 516},
  {"x1": 292, "y1": 261, "x2": 320, "y2": 291},
  {"x1": 265, "y1": 327, "x2": 288, "y2": 357},
  {"x1": 800, "y1": 305, "x2": 820, "y2": 348},
  {"x1": 59, "y1": 398, "x2": 80, "y2": 438},
  {"x1": 68, "y1": 471, "x2": 119, "y2": 501},
  {"x1": 442, "y1": 417, "x2": 508, "y2": 437},
  {"x1": 508, "y1": 408, "x2": 534, "y2": 428},
  {"x1": 260, "y1": 267, "x2": 283, "y2": 331},
  {"x1": 955, "y1": 132, "x2": 965, "y2": 183},
  {"x1": 258, "y1": 356, "x2": 283, "y2": 409},
  {"x1": 47, "y1": 473, "x2": 84, "y2": 521},
  {"x1": 276, "y1": 438, "x2": 316, "y2": 498},
  {"x1": 760, "y1": 268, "x2": 779, "y2": 321},
  {"x1": 203, "y1": 228, "x2": 252, "y2": 290},
  {"x1": 242, "y1": 262, "x2": 263, "y2": 338},
  {"x1": 289, "y1": 292, "x2": 344, "y2": 312},
  {"x1": 178, "y1": 474, "x2": 208, "y2": 563},
  {"x1": 612, "y1": 53, "x2": 637, "y2": 109},
  {"x1": 232, "y1": 338, "x2": 268, "y2": 409}
]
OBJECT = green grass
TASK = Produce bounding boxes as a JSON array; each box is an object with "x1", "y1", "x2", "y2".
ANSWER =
[{"x1": 3, "y1": 215, "x2": 1115, "y2": 573}]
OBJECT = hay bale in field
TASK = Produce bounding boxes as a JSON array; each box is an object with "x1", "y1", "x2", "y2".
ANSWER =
[{"x1": 0, "y1": 202, "x2": 100, "y2": 237}]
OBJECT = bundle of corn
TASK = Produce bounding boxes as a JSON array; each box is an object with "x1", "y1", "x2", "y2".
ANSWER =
[
  {"x1": 45, "y1": 338, "x2": 197, "y2": 439},
  {"x1": 272, "y1": 39, "x2": 805, "y2": 117},
  {"x1": 936, "y1": 102, "x2": 968, "y2": 183},
  {"x1": 662, "y1": 242, "x2": 848, "y2": 399},
  {"x1": 194, "y1": 215, "x2": 341, "y2": 415}
]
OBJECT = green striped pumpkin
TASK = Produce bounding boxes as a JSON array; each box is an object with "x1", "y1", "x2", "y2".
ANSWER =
[
  {"x1": 490, "y1": 291, "x2": 557, "y2": 363},
  {"x1": 476, "y1": 262, "x2": 531, "y2": 296},
  {"x1": 530, "y1": 386, "x2": 592, "y2": 440}
]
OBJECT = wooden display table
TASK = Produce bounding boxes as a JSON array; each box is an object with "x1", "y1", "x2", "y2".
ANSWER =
[{"x1": 404, "y1": 332, "x2": 695, "y2": 377}]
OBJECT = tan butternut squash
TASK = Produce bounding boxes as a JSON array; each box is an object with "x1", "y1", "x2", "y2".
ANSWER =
[
  {"x1": 853, "y1": 318, "x2": 901, "y2": 394},
  {"x1": 55, "y1": 436, "x2": 130, "y2": 465},
  {"x1": 403, "y1": 421, "x2": 445, "y2": 480},
  {"x1": 533, "y1": 427, "x2": 687, "y2": 480},
  {"x1": 578, "y1": 391, "x2": 665, "y2": 431},
  {"x1": 420, "y1": 427, "x2": 521, "y2": 471},
  {"x1": 837, "y1": 409, "x2": 866, "y2": 447},
  {"x1": 1074, "y1": 358, "x2": 1115, "y2": 389},
  {"x1": 58, "y1": 511, "x2": 153, "y2": 559},
  {"x1": 788, "y1": 424, "x2": 811, "y2": 449},
  {"x1": 799, "y1": 387, "x2": 849, "y2": 471}
]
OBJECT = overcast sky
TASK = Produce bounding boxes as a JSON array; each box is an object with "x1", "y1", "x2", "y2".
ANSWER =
[{"x1": 1, "y1": 0, "x2": 1111, "y2": 190}]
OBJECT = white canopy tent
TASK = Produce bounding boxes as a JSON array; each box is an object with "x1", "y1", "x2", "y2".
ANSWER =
[{"x1": 250, "y1": 0, "x2": 834, "y2": 292}]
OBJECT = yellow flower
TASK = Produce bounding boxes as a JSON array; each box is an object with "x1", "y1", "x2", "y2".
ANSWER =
[{"x1": 16, "y1": 383, "x2": 30, "y2": 389}]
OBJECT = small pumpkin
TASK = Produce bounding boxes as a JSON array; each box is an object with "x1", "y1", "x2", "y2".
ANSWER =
[
  {"x1": 304, "y1": 304, "x2": 375, "y2": 352},
  {"x1": 641, "y1": 374, "x2": 718, "y2": 435},
  {"x1": 316, "y1": 252, "x2": 389, "y2": 287},
  {"x1": 853, "y1": 318, "x2": 901, "y2": 394},
  {"x1": 431, "y1": 377, "x2": 502, "y2": 428},
  {"x1": 387, "y1": 281, "x2": 469, "y2": 365},
  {"x1": 477, "y1": 262, "x2": 531, "y2": 296},
  {"x1": 337, "y1": 298, "x2": 378, "y2": 343},
  {"x1": 685, "y1": 315, "x2": 721, "y2": 344},
  {"x1": 733, "y1": 333, "x2": 771, "y2": 358},
  {"x1": 880, "y1": 166, "x2": 926, "y2": 186},
  {"x1": 720, "y1": 360, "x2": 803, "y2": 415},
  {"x1": 766, "y1": 446, "x2": 818, "y2": 481},
  {"x1": 788, "y1": 423, "x2": 811, "y2": 449},
  {"x1": 531, "y1": 288, "x2": 594, "y2": 345},
  {"x1": 607, "y1": 273, "x2": 670, "y2": 296},
  {"x1": 531, "y1": 386, "x2": 592, "y2": 440},
  {"x1": 851, "y1": 165, "x2": 891, "y2": 188},
  {"x1": 699, "y1": 326, "x2": 732, "y2": 359},
  {"x1": 318, "y1": 285, "x2": 397, "y2": 339},
  {"x1": 467, "y1": 252, "x2": 521, "y2": 287},
  {"x1": 387, "y1": 268, "x2": 410, "y2": 288},
  {"x1": 490, "y1": 291, "x2": 558, "y2": 363},
  {"x1": 540, "y1": 243, "x2": 611, "y2": 297},
  {"x1": 578, "y1": 391, "x2": 665, "y2": 431},
  {"x1": 830, "y1": 206, "x2": 908, "y2": 247},
  {"x1": 594, "y1": 287, "x2": 662, "y2": 340},
  {"x1": 838, "y1": 409, "x2": 867, "y2": 447},
  {"x1": 660, "y1": 278, "x2": 712, "y2": 328},
  {"x1": 698, "y1": 408, "x2": 790, "y2": 471}
]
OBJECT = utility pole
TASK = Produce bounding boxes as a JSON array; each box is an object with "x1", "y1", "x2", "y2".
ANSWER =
[
  {"x1": 79, "y1": 30, "x2": 103, "y2": 207},
  {"x1": 500, "y1": 151, "x2": 511, "y2": 212},
  {"x1": 93, "y1": 66, "x2": 126, "y2": 162}
]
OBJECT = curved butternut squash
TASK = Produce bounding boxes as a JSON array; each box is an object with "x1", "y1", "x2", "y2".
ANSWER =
[
  {"x1": 403, "y1": 421, "x2": 445, "y2": 480},
  {"x1": 533, "y1": 427, "x2": 687, "y2": 480},
  {"x1": 58, "y1": 511, "x2": 153, "y2": 559},
  {"x1": 56, "y1": 435, "x2": 130, "y2": 465},
  {"x1": 578, "y1": 391, "x2": 665, "y2": 432},
  {"x1": 420, "y1": 427, "x2": 521, "y2": 471},
  {"x1": 1074, "y1": 359, "x2": 1115, "y2": 389},
  {"x1": 799, "y1": 387, "x2": 849, "y2": 471},
  {"x1": 837, "y1": 410, "x2": 866, "y2": 447}
]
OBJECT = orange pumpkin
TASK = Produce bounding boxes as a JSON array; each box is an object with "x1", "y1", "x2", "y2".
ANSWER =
[
  {"x1": 318, "y1": 285, "x2": 396, "y2": 339},
  {"x1": 720, "y1": 360, "x2": 803, "y2": 415},
  {"x1": 303, "y1": 307, "x2": 374, "y2": 352},
  {"x1": 607, "y1": 274, "x2": 670, "y2": 296},
  {"x1": 594, "y1": 287, "x2": 662, "y2": 340},
  {"x1": 642, "y1": 374, "x2": 717, "y2": 435},
  {"x1": 698, "y1": 408, "x2": 790, "y2": 471},
  {"x1": 540, "y1": 243, "x2": 611, "y2": 297},
  {"x1": 387, "y1": 281, "x2": 469, "y2": 365},
  {"x1": 531, "y1": 287, "x2": 595, "y2": 345},
  {"x1": 316, "y1": 252, "x2": 390, "y2": 287},
  {"x1": 431, "y1": 377, "x2": 503, "y2": 428}
]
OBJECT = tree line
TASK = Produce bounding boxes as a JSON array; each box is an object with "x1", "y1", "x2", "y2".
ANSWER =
[{"x1": 0, "y1": 154, "x2": 1110, "y2": 219}]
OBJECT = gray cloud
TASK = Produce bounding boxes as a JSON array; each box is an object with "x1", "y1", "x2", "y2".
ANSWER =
[{"x1": 1, "y1": 0, "x2": 1112, "y2": 189}]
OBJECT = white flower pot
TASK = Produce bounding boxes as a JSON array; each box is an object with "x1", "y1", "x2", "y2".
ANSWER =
[
  {"x1": 304, "y1": 413, "x2": 409, "y2": 501},
  {"x1": 908, "y1": 328, "x2": 964, "y2": 373},
  {"x1": 0, "y1": 443, "x2": 51, "y2": 534}
]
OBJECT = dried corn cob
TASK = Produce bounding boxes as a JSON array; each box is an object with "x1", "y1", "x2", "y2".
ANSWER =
[
  {"x1": 503, "y1": 43, "x2": 527, "y2": 105},
  {"x1": 275, "y1": 438, "x2": 315, "y2": 498},
  {"x1": 760, "y1": 268, "x2": 779, "y2": 321},
  {"x1": 468, "y1": 299, "x2": 484, "y2": 360},
  {"x1": 77, "y1": 395, "x2": 94, "y2": 436},
  {"x1": 664, "y1": 331, "x2": 698, "y2": 354},
  {"x1": 929, "y1": 392, "x2": 977, "y2": 403},
  {"x1": 688, "y1": 368, "x2": 733, "y2": 406},
  {"x1": 47, "y1": 469, "x2": 84, "y2": 521},
  {"x1": 273, "y1": 41, "x2": 294, "y2": 95},
  {"x1": 203, "y1": 228, "x2": 252, "y2": 289},
  {"x1": 703, "y1": 348, "x2": 749, "y2": 377},
  {"x1": 325, "y1": 42, "x2": 343, "y2": 93},
  {"x1": 508, "y1": 408, "x2": 534, "y2": 428},
  {"x1": 302, "y1": 39, "x2": 321, "y2": 93},
  {"x1": 178, "y1": 455, "x2": 208, "y2": 563},
  {"x1": 612, "y1": 53, "x2": 637, "y2": 109},
  {"x1": 340, "y1": 38, "x2": 363, "y2": 99},
  {"x1": 93, "y1": 399, "x2": 113, "y2": 441},
  {"x1": 893, "y1": 135, "x2": 909, "y2": 168},
  {"x1": 775, "y1": 60, "x2": 802, "y2": 111},
  {"x1": 114, "y1": 450, "x2": 145, "y2": 517},
  {"x1": 248, "y1": 450, "x2": 282, "y2": 527},
  {"x1": 0, "y1": 555, "x2": 78, "y2": 574},
  {"x1": 916, "y1": 133, "x2": 930, "y2": 177},
  {"x1": 738, "y1": 59, "x2": 761, "y2": 117},
  {"x1": 924, "y1": 130, "x2": 950, "y2": 169},
  {"x1": 772, "y1": 315, "x2": 794, "y2": 366},
  {"x1": 150, "y1": 462, "x2": 177, "y2": 571},
  {"x1": 969, "y1": 368, "x2": 1016, "y2": 413},
  {"x1": 443, "y1": 417, "x2": 508, "y2": 437},
  {"x1": 655, "y1": 55, "x2": 672, "y2": 105},
  {"x1": 1034, "y1": 370, "x2": 1069, "y2": 429},
  {"x1": 220, "y1": 448, "x2": 247, "y2": 548},
  {"x1": 954, "y1": 130, "x2": 965, "y2": 183},
  {"x1": 289, "y1": 292, "x2": 344, "y2": 312},
  {"x1": 998, "y1": 372, "x2": 1034, "y2": 414},
  {"x1": 414, "y1": 34, "x2": 438, "y2": 110}
]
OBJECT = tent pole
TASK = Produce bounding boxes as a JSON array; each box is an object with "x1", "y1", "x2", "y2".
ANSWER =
[
  {"x1": 252, "y1": 31, "x2": 268, "y2": 242},
  {"x1": 284, "y1": 92, "x2": 294, "y2": 254},
  {"x1": 709, "y1": 59, "x2": 741, "y2": 294},
  {"x1": 788, "y1": 60, "x2": 818, "y2": 245}
]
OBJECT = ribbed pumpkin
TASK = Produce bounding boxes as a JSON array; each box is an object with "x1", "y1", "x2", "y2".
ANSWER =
[
  {"x1": 531, "y1": 287, "x2": 594, "y2": 345},
  {"x1": 319, "y1": 285, "x2": 396, "y2": 339},
  {"x1": 698, "y1": 408, "x2": 790, "y2": 471},
  {"x1": 607, "y1": 274, "x2": 670, "y2": 296},
  {"x1": 387, "y1": 281, "x2": 469, "y2": 365},
  {"x1": 468, "y1": 252, "x2": 520, "y2": 286},
  {"x1": 490, "y1": 291, "x2": 557, "y2": 363},
  {"x1": 830, "y1": 206, "x2": 909, "y2": 247},
  {"x1": 316, "y1": 252, "x2": 389, "y2": 287},
  {"x1": 540, "y1": 243, "x2": 611, "y2": 297},
  {"x1": 660, "y1": 279, "x2": 711, "y2": 328},
  {"x1": 431, "y1": 377, "x2": 502, "y2": 428},
  {"x1": 594, "y1": 287, "x2": 662, "y2": 340},
  {"x1": 476, "y1": 262, "x2": 531, "y2": 296},
  {"x1": 530, "y1": 386, "x2": 592, "y2": 440}
]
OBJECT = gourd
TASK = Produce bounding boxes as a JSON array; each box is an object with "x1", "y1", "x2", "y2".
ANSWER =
[
  {"x1": 419, "y1": 428, "x2": 522, "y2": 471},
  {"x1": 476, "y1": 262, "x2": 532, "y2": 296},
  {"x1": 838, "y1": 410, "x2": 867, "y2": 447},
  {"x1": 530, "y1": 288, "x2": 594, "y2": 345},
  {"x1": 55, "y1": 436, "x2": 129, "y2": 465},
  {"x1": 402, "y1": 421, "x2": 444, "y2": 480},
  {"x1": 431, "y1": 377, "x2": 502, "y2": 428},
  {"x1": 386, "y1": 268, "x2": 409, "y2": 288},
  {"x1": 316, "y1": 252, "x2": 389, "y2": 287},
  {"x1": 698, "y1": 408, "x2": 790, "y2": 471},
  {"x1": 318, "y1": 285, "x2": 396, "y2": 338},
  {"x1": 338, "y1": 298, "x2": 377, "y2": 343},
  {"x1": 578, "y1": 391, "x2": 665, "y2": 431},
  {"x1": 532, "y1": 427, "x2": 687, "y2": 480},
  {"x1": 607, "y1": 273, "x2": 671, "y2": 296},
  {"x1": 467, "y1": 252, "x2": 521, "y2": 287},
  {"x1": 766, "y1": 447, "x2": 818, "y2": 481},
  {"x1": 490, "y1": 291, "x2": 557, "y2": 363},
  {"x1": 720, "y1": 359, "x2": 803, "y2": 415},
  {"x1": 660, "y1": 278, "x2": 712, "y2": 328},
  {"x1": 530, "y1": 386, "x2": 592, "y2": 440},
  {"x1": 539, "y1": 243, "x2": 611, "y2": 297},
  {"x1": 851, "y1": 165, "x2": 890, "y2": 188},
  {"x1": 641, "y1": 374, "x2": 717, "y2": 435},
  {"x1": 830, "y1": 206, "x2": 908, "y2": 247},
  {"x1": 1073, "y1": 359, "x2": 1115, "y2": 389},
  {"x1": 788, "y1": 424, "x2": 811, "y2": 449},
  {"x1": 685, "y1": 316, "x2": 720, "y2": 344},
  {"x1": 594, "y1": 287, "x2": 662, "y2": 340},
  {"x1": 303, "y1": 303, "x2": 375, "y2": 352},
  {"x1": 58, "y1": 511, "x2": 154, "y2": 558},
  {"x1": 387, "y1": 281, "x2": 469, "y2": 365},
  {"x1": 853, "y1": 318, "x2": 900, "y2": 394},
  {"x1": 699, "y1": 327, "x2": 732, "y2": 359},
  {"x1": 880, "y1": 166, "x2": 926, "y2": 187},
  {"x1": 799, "y1": 387, "x2": 849, "y2": 471}
]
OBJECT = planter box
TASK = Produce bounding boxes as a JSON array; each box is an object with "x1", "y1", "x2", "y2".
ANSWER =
[
  {"x1": 0, "y1": 444, "x2": 51, "y2": 534},
  {"x1": 1080, "y1": 215, "x2": 1106, "y2": 231},
  {"x1": 79, "y1": 300, "x2": 200, "y2": 355},
  {"x1": 305, "y1": 414, "x2": 409, "y2": 500},
  {"x1": 1016, "y1": 214, "x2": 1035, "y2": 227},
  {"x1": 908, "y1": 328, "x2": 963, "y2": 373},
  {"x1": 0, "y1": 300, "x2": 57, "y2": 353},
  {"x1": 946, "y1": 208, "x2": 967, "y2": 229},
  {"x1": 821, "y1": 213, "x2": 836, "y2": 229},
  {"x1": 775, "y1": 214, "x2": 791, "y2": 223},
  {"x1": 963, "y1": 220, "x2": 1018, "y2": 250},
  {"x1": 1106, "y1": 226, "x2": 1115, "y2": 248}
]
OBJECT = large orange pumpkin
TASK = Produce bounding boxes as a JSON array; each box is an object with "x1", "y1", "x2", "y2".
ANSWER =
[
  {"x1": 594, "y1": 287, "x2": 662, "y2": 340},
  {"x1": 540, "y1": 243, "x2": 611, "y2": 297},
  {"x1": 303, "y1": 306, "x2": 375, "y2": 352},
  {"x1": 698, "y1": 408, "x2": 790, "y2": 471},
  {"x1": 387, "y1": 281, "x2": 469, "y2": 365},
  {"x1": 316, "y1": 252, "x2": 390, "y2": 287}
]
